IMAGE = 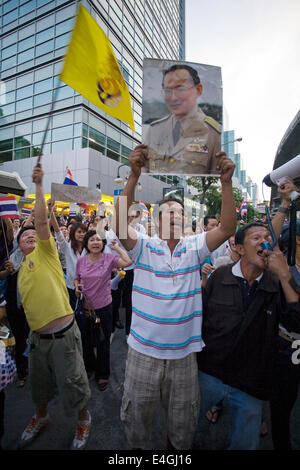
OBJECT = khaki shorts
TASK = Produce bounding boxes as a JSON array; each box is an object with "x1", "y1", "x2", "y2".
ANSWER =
[
  {"x1": 120, "y1": 347, "x2": 200, "y2": 450},
  {"x1": 29, "y1": 321, "x2": 91, "y2": 417}
]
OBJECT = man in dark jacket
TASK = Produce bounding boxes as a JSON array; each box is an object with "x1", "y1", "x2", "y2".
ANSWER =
[{"x1": 197, "y1": 222, "x2": 300, "y2": 449}]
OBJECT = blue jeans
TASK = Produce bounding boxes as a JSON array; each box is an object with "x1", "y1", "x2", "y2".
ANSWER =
[{"x1": 198, "y1": 371, "x2": 264, "y2": 450}]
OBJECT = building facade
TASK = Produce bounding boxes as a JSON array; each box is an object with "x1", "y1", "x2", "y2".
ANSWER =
[{"x1": 0, "y1": 0, "x2": 186, "y2": 201}]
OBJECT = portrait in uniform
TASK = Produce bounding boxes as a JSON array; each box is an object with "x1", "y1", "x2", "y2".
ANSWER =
[{"x1": 142, "y1": 59, "x2": 223, "y2": 176}]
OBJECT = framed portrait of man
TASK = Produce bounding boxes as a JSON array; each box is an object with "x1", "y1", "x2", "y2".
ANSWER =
[{"x1": 142, "y1": 58, "x2": 223, "y2": 176}]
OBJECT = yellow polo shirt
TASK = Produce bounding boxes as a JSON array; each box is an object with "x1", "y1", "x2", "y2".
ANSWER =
[{"x1": 18, "y1": 235, "x2": 73, "y2": 331}]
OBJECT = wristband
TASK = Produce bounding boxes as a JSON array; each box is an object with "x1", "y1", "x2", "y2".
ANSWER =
[{"x1": 277, "y1": 205, "x2": 289, "y2": 215}]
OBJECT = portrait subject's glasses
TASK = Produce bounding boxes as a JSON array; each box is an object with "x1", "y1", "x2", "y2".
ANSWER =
[{"x1": 162, "y1": 85, "x2": 194, "y2": 97}]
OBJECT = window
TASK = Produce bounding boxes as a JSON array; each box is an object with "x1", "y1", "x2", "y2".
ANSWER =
[
  {"x1": 34, "y1": 78, "x2": 52, "y2": 94},
  {"x1": 18, "y1": 48, "x2": 34, "y2": 64},
  {"x1": 16, "y1": 97, "x2": 32, "y2": 112},
  {"x1": 2, "y1": 9, "x2": 17, "y2": 26},
  {"x1": 15, "y1": 147, "x2": 31, "y2": 159},
  {"x1": 52, "y1": 125, "x2": 73, "y2": 141},
  {"x1": 2, "y1": 56, "x2": 17, "y2": 70},
  {"x1": 36, "y1": 39, "x2": 54, "y2": 56},
  {"x1": 0, "y1": 138, "x2": 13, "y2": 151},
  {"x1": 33, "y1": 91, "x2": 52, "y2": 107},
  {"x1": 0, "y1": 151, "x2": 13, "y2": 163},
  {"x1": 15, "y1": 135, "x2": 31, "y2": 148},
  {"x1": 56, "y1": 18, "x2": 74, "y2": 36},
  {"x1": 36, "y1": 26, "x2": 55, "y2": 44},
  {"x1": 52, "y1": 139, "x2": 73, "y2": 153},
  {"x1": 19, "y1": 1, "x2": 35, "y2": 17},
  {"x1": 17, "y1": 84, "x2": 33, "y2": 100},
  {"x1": 2, "y1": 43, "x2": 17, "y2": 60},
  {"x1": 56, "y1": 86, "x2": 73, "y2": 100},
  {"x1": 55, "y1": 32, "x2": 70, "y2": 49},
  {"x1": 89, "y1": 127, "x2": 105, "y2": 145}
]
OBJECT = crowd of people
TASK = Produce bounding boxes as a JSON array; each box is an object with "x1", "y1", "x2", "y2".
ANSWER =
[{"x1": 0, "y1": 146, "x2": 300, "y2": 451}]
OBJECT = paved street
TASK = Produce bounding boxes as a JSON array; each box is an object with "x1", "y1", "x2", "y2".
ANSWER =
[{"x1": 2, "y1": 308, "x2": 300, "y2": 451}]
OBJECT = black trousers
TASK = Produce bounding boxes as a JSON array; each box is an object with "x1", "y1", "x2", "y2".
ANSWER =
[
  {"x1": 5, "y1": 273, "x2": 29, "y2": 379},
  {"x1": 111, "y1": 269, "x2": 134, "y2": 335},
  {"x1": 270, "y1": 335, "x2": 300, "y2": 450}
]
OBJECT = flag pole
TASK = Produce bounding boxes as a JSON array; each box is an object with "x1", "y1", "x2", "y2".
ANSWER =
[{"x1": 0, "y1": 219, "x2": 10, "y2": 260}]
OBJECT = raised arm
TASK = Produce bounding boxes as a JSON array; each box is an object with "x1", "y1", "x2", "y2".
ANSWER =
[
  {"x1": 110, "y1": 240, "x2": 132, "y2": 268},
  {"x1": 32, "y1": 164, "x2": 50, "y2": 241},
  {"x1": 271, "y1": 180, "x2": 296, "y2": 240},
  {"x1": 113, "y1": 144, "x2": 147, "y2": 251},
  {"x1": 206, "y1": 152, "x2": 236, "y2": 252}
]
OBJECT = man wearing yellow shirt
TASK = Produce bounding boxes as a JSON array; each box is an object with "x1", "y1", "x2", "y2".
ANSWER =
[{"x1": 18, "y1": 163, "x2": 91, "y2": 450}]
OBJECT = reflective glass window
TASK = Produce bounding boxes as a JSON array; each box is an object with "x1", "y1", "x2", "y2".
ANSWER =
[
  {"x1": 36, "y1": 39, "x2": 54, "y2": 56},
  {"x1": 15, "y1": 135, "x2": 31, "y2": 148},
  {"x1": 73, "y1": 123, "x2": 81, "y2": 137},
  {"x1": 0, "y1": 151, "x2": 13, "y2": 163},
  {"x1": 55, "y1": 32, "x2": 70, "y2": 49},
  {"x1": 14, "y1": 148, "x2": 31, "y2": 160},
  {"x1": 55, "y1": 18, "x2": 74, "y2": 36},
  {"x1": 37, "y1": 0, "x2": 51, "y2": 6},
  {"x1": 3, "y1": 9, "x2": 17, "y2": 25},
  {"x1": 0, "y1": 138, "x2": 13, "y2": 151},
  {"x1": 18, "y1": 48, "x2": 34, "y2": 64},
  {"x1": 33, "y1": 91, "x2": 52, "y2": 107},
  {"x1": 2, "y1": 32, "x2": 17, "y2": 48},
  {"x1": 16, "y1": 97, "x2": 32, "y2": 112},
  {"x1": 3, "y1": 0, "x2": 17, "y2": 14},
  {"x1": 34, "y1": 78, "x2": 52, "y2": 94},
  {"x1": 19, "y1": 1, "x2": 35, "y2": 17},
  {"x1": 34, "y1": 64, "x2": 53, "y2": 81},
  {"x1": 18, "y1": 36, "x2": 35, "y2": 52},
  {"x1": 2, "y1": 43, "x2": 17, "y2": 60},
  {"x1": 82, "y1": 123, "x2": 88, "y2": 138},
  {"x1": 107, "y1": 137, "x2": 120, "y2": 153},
  {"x1": 56, "y1": 86, "x2": 73, "y2": 100},
  {"x1": 36, "y1": 26, "x2": 55, "y2": 44},
  {"x1": 18, "y1": 23, "x2": 35, "y2": 40},
  {"x1": 2, "y1": 56, "x2": 17, "y2": 70},
  {"x1": 52, "y1": 139, "x2": 73, "y2": 153},
  {"x1": 16, "y1": 122, "x2": 32, "y2": 135},
  {"x1": 89, "y1": 127, "x2": 105, "y2": 145},
  {"x1": 1, "y1": 90, "x2": 15, "y2": 104},
  {"x1": 33, "y1": 117, "x2": 47, "y2": 132},
  {"x1": 55, "y1": 4, "x2": 76, "y2": 23},
  {"x1": 36, "y1": 13, "x2": 55, "y2": 32},
  {"x1": 52, "y1": 111, "x2": 72, "y2": 127},
  {"x1": 52, "y1": 125, "x2": 73, "y2": 141},
  {"x1": 1, "y1": 103, "x2": 15, "y2": 116},
  {"x1": 17, "y1": 84, "x2": 33, "y2": 100},
  {"x1": 106, "y1": 149, "x2": 119, "y2": 161}
]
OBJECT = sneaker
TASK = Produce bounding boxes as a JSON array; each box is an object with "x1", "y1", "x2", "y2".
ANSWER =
[
  {"x1": 20, "y1": 414, "x2": 50, "y2": 448},
  {"x1": 71, "y1": 411, "x2": 91, "y2": 450}
]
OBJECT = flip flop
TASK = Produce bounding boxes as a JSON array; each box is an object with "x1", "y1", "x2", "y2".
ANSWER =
[{"x1": 206, "y1": 406, "x2": 222, "y2": 424}]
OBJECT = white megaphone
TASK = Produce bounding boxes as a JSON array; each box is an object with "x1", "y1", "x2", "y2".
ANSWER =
[{"x1": 263, "y1": 154, "x2": 300, "y2": 201}]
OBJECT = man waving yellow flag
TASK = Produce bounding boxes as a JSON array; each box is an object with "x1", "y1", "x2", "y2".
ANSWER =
[{"x1": 60, "y1": 5, "x2": 135, "y2": 131}]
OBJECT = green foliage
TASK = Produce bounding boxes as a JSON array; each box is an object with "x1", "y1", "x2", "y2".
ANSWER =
[{"x1": 187, "y1": 176, "x2": 261, "y2": 221}]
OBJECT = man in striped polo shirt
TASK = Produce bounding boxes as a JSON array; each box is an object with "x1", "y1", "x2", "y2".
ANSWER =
[{"x1": 116, "y1": 144, "x2": 236, "y2": 450}]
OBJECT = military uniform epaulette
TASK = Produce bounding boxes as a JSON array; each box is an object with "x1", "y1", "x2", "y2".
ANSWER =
[
  {"x1": 204, "y1": 116, "x2": 222, "y2": 134},
  {"x1": 149, "y1": 115, "x2": 170, "y2": 126}
]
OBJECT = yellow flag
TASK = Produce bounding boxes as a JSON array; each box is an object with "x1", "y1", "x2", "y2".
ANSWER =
[
  {"x1": 60, "y1": 5, "x2": 135, "y2": 131},
  {"x1": 7, "y1": 193, "x2": 21, "y2": 204}
]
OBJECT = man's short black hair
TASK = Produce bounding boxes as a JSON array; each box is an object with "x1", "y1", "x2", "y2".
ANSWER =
[
  {"x1": 162, "y1": 64, "x2": 201, "y2": 87},
  {"x1": 204, "y1": 215, "x2": 217, "y2": 227},
  {"x1": 235, "y1": 222, "x2": 268, "y2": 246},
  {"x1": 17, "y1": 225, "x2": 35, "y2": 245},
  {"x1": 153, "y1": 195, "x2": 184, "y2": 220}
]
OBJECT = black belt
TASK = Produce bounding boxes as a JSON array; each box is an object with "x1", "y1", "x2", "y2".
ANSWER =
[{"x1": 38, "y1": 317, "x2": 75, "y2": 339}]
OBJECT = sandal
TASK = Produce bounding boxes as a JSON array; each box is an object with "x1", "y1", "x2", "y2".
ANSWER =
[
  {"x1": 97, "y1": 380, "x2": 108, "y2": 391},
  {"x1": 206, "y1": 406, "x2": 222, "y2": 424}
]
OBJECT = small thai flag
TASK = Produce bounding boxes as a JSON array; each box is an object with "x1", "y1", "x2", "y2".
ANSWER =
[
  {"x1": 69, "y1": 210, "x2": 77, "y2": 217},
  {"x1": 240, "y1": 201, "x2": 248, "y2": 217},
  {"x1": 21, "y1": 208, "x2": 31, "y2": 217},
  {"x1": 0, "y1": 196, "x2": 19, "y2": 219},
  {"x1": 63, "y1": 168, "x2": 78, "y2": 186}
]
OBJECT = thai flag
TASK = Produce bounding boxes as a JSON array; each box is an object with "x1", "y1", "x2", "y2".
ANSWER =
[
  {"x1": 69, "y1": 210, "x2": 77, "y2": 217},
  {"x1": 0, "y1": 196, "x2": 19, "y2": 219},
  {"x1": 77, "y1": 202, "x2": 89, "y2": 211},
  {"x1": 63, "y1": 168, "x2": 78, "y2": 186},
  {"x1": 235, "y1": 206, "x2": 240, "y2": 213},
  {"x1": 240, "y1": 201, "x2": 248, "y2": 217},
  {"x1": 21, "y1": 208, "x2": 31, "y2": 217}
]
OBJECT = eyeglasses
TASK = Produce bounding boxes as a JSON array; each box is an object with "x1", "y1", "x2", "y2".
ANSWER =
[{"x1": 162, "y1": 85, "x2": 194, "y2": 97}]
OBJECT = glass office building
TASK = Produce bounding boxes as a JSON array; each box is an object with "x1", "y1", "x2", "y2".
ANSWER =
[{"x1": 0, "y1": 0, "x2": 185, "y2": 191}]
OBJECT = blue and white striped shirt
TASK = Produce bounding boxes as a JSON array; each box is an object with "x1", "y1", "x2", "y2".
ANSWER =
[{"x1": 127, "y1": 233, "x2": 210, "y2": 359}]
